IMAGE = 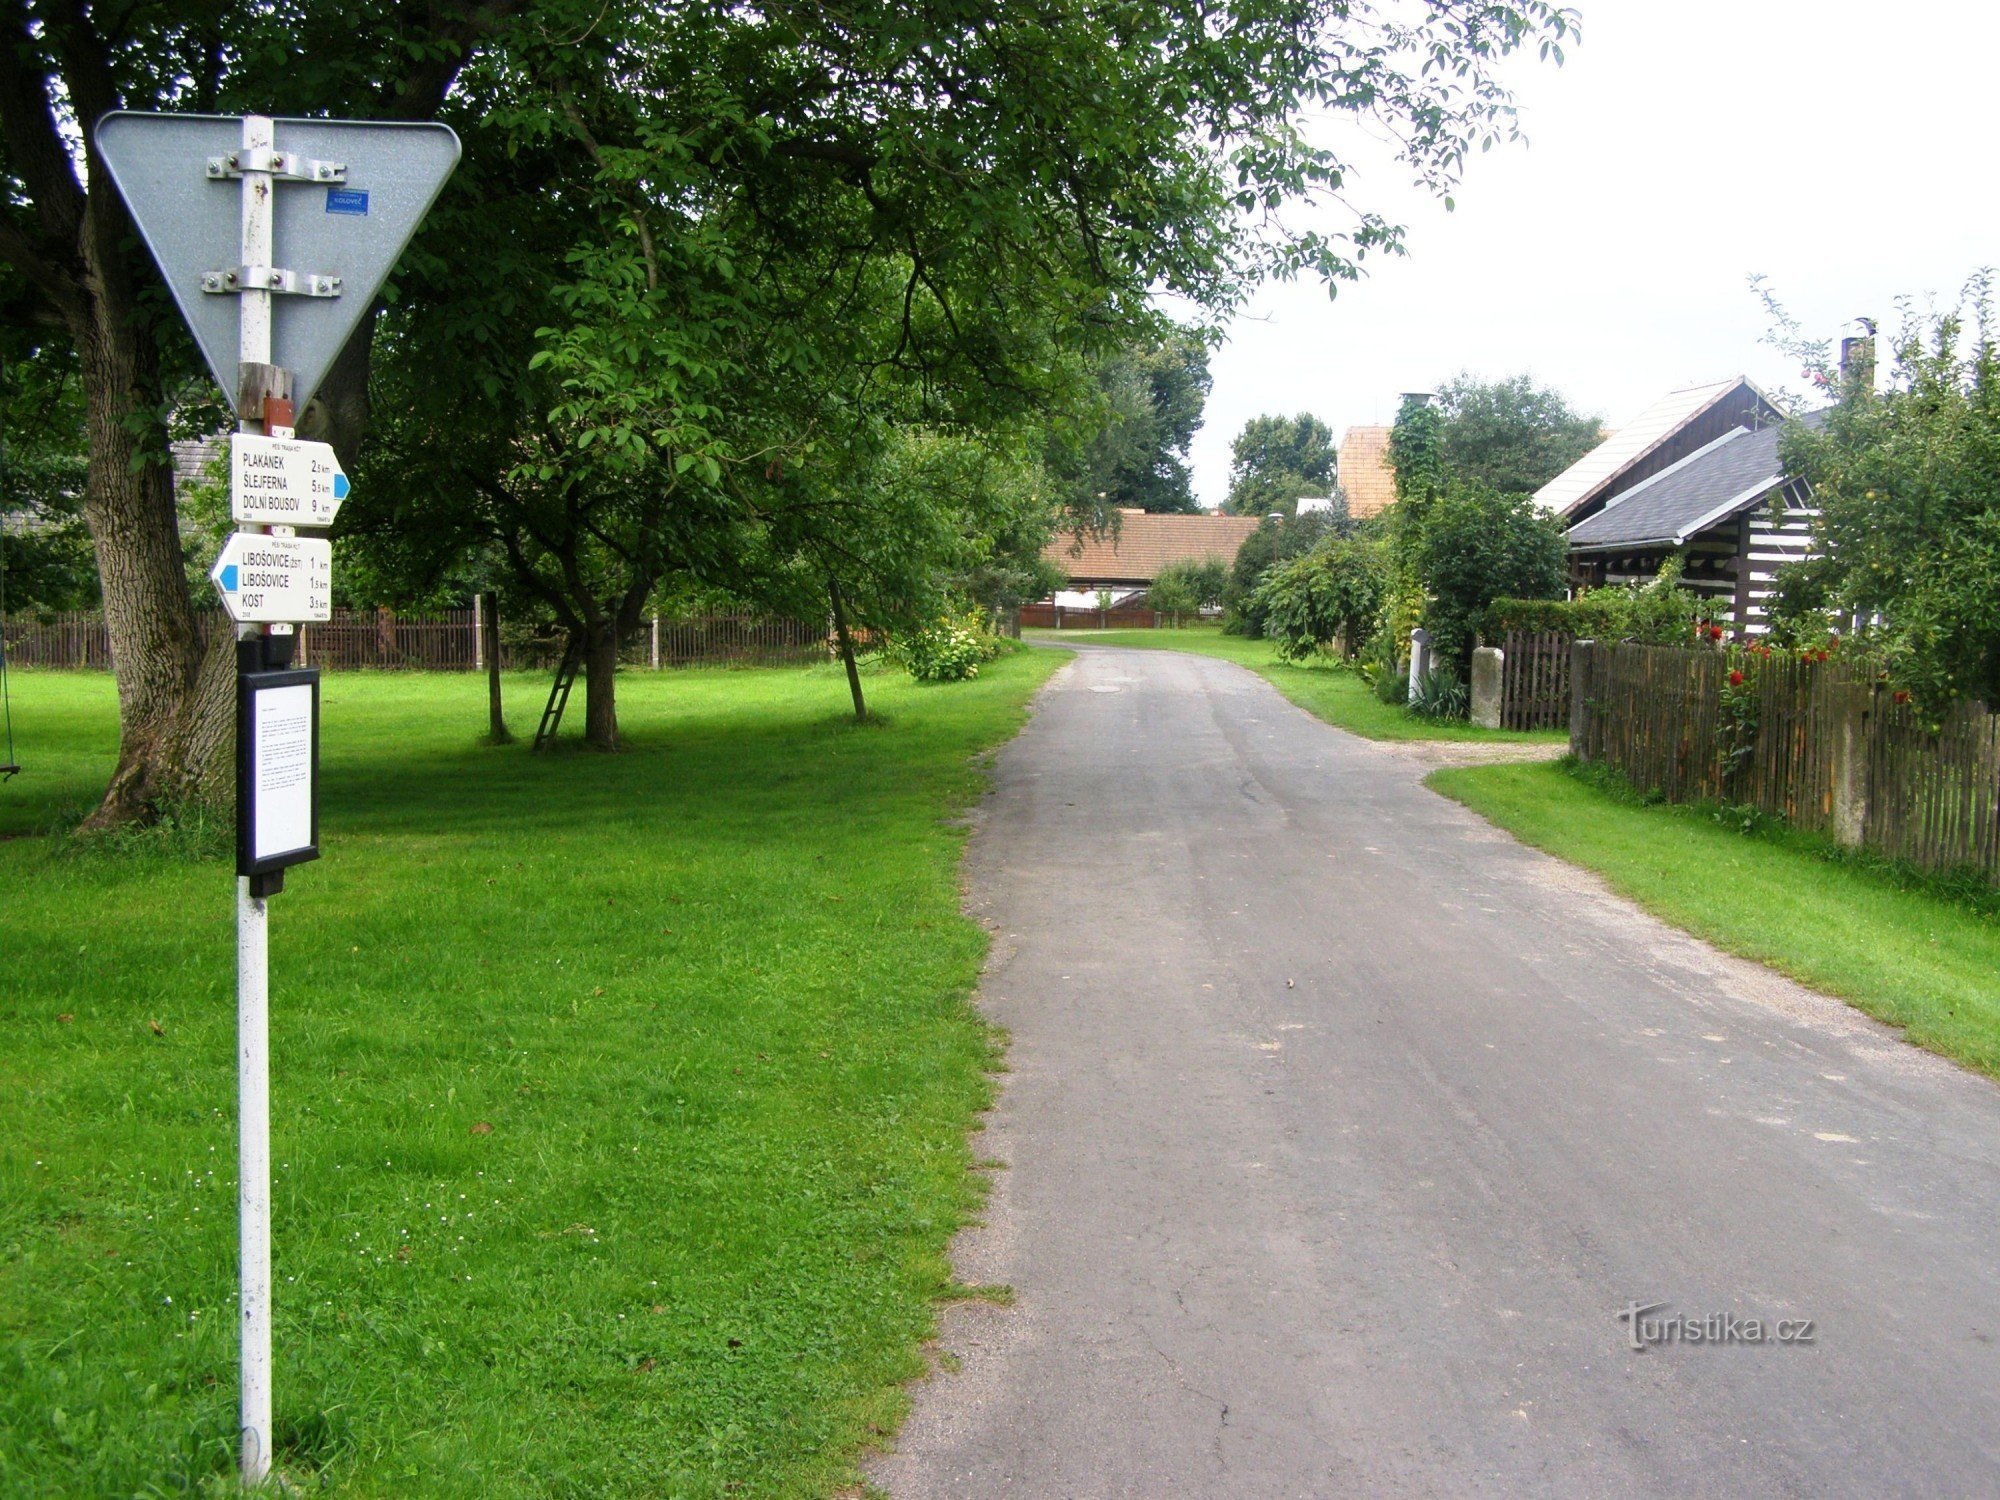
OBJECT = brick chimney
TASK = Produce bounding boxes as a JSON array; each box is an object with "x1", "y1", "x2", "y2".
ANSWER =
[{"x1": 1839, "y1": 318, "x2": 1876, "y2": 392}]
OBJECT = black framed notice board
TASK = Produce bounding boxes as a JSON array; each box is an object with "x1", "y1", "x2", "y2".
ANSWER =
[{"x1": 237, "y1": 667, "x2": 321, "y2": 879}]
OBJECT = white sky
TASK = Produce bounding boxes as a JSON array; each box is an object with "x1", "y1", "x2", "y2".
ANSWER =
[{"x1": 1188, "y1": 0, "x2": 2000, "y2": 508}]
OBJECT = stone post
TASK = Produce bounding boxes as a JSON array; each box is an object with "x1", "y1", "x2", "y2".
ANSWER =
[
  {"x1": 1470, "y1": 646, "x2": 1504, "y2": 729},
  {"x1": 1568, "y1": 638, "x2": 1595, "y2": 757},
  {"x1": 1407, "y1": 627, "x2": 1432, "y2": 705}
]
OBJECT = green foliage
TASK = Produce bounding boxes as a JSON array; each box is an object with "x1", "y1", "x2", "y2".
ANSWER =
[
  {"x1": 1371, "y1": 658, "x2": 1410, "y2": 705},
  {"x1": 0, "y1": 308, "x2": 94, "y2": 613},
  {"x1": 1766, "y1": 277, "x2": 2000, "y2": 716},
  {"x1": 1223, "y1": 414, "x2": 1338, "y2": 516},
  {"x1": 1148, "y1": 556, "x2": 1229, "y2": 623},
  {"x1": 1408, "y1": 667, "x2": 1469, "y2": 721},
  {"x1": 1221, "y1": 509, "x2": 1348, "y2": 635},
  {"x1": 1412, "y1": 482, "x2": 1568, "y2": 665},
  {"x1": 1485, "y1": 558, "x2": 1722, "y2": 644},
  {"x1": 1061, "y1": 332, "x2": 1214, "y2": 516},
  {"x1": 1255, "y1": 539, "x2": 1386, "y2": 662},
  {"x1": 1436, "y1": 372, "x2": 1603, "y2": 496},
  {"x1": 892, "y1": 611, "x2": 1006, "y2": 682},
  {"x1": 1386, "y1": 395, "x2": 1447, "y2": 518}
]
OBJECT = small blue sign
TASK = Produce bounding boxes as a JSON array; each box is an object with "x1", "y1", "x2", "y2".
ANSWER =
[
  {"x1": 325, "y1": 188, "x2": 369, "y2": 217},
  {"x1": 218, "y1": 564, "x2": 240, "y2": 593},
  {"x1": 333, "y1": 473, "x2": 350, "y2": 499}
]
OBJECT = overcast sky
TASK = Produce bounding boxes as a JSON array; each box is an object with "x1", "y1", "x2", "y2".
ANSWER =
[{"x1": 1186, "y1": 0, "x2": 2000, "y2": 508}]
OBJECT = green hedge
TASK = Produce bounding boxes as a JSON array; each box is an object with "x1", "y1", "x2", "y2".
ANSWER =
[{"x1": 1484, "y1": 576, "x2": 1721, "y2": 646}]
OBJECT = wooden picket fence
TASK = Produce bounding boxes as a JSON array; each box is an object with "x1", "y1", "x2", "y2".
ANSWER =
[
  {"x1": 2, "y1": 609, "x2": 829, "y2": 672},
  {"x1": 1497, "y1": 629, "x2": 1571, "y2": 731},
  {"x1": 1019, "y1": 603, "x2": 1165, "y2": 630},
  {"x1": 1573, "y1": 642, "x2": 2000, "y2": 881}
]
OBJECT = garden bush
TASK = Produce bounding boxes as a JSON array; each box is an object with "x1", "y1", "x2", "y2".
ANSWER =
[
  {"x1": 892, "y1": 611, "x2": 1003, "y2": 681},
  {"x1": 1408, "y1": 668, "x2": 1469, "y2": 721},
  {"x1": 1254, "y1": 538, "x2": 1386, "y2": 662}
]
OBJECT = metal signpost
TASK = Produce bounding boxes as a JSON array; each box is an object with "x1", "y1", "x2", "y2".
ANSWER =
[{"x1": 95, "y1": 111, "x2": 457, "y2": 1487}]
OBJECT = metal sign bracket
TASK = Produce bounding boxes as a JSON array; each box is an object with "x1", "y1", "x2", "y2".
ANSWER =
[
  {"x1": 202, "y1": 266, "x2": 343, "y2": 298},
  {"x1": 207, "y1": 148, "x2": 347, "y2": 182}
]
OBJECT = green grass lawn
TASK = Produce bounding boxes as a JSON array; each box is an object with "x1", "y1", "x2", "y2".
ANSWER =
[
  {"x1": 1429, "y1": 759, "x2": 2000, "y2": 1077},
  {"x1": 0, "y1": 650, "x2": 1060, "y2": 1497},
  {"x1": 1023, "y1": 627, "x2": 1563, "y2": 744}
]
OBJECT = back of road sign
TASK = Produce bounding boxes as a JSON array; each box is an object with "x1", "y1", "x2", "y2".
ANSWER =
[{"x1": 93, "y1": 113, "x2": 460, "y2": 417}]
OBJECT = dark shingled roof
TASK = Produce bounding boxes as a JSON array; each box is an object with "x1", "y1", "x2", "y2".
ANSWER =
[{"x1": 1567, "y1": 415, "x2": 1821, "y2": 551}]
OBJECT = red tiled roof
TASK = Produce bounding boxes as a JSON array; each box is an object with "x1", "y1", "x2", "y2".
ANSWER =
[{"x1": 1043, "y1": 510, "x2": 1262, "y2": 585}]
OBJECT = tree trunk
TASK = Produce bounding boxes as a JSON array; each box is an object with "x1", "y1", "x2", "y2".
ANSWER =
[
  {"x1": 483, "y1": 592, "x2": 512, "y2": 743},
  {"x1": 581, "y1": 620, "x2": 620, "y2": 750},
  {"x1": 828, "y1": 576, "x2": 866, "y2": 722},
  {"x1": 72, "y1": 305, "x2": 221, "y2": 828}
]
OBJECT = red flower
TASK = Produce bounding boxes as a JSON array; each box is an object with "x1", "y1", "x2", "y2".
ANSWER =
[
  {"x1": 1728, "y1": 669, "x2": 1745, "y2": 687},
  {"x1": 1893, "y1": 689, "x2": 1911, "y2": 705},
  {"x1": 1707, "y1": 624, "x2": 1725, "y2": 642}
]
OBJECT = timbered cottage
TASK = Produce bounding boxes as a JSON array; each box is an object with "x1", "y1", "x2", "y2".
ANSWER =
[
  {"x1": 1563, "y1": 414, "x2": 1822, "y2": 633},
  {"x1": 1535, "y1": 375, "x2": 1821, "y2": 636}
]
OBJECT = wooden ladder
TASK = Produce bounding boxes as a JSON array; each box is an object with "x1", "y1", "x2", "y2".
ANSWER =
[{"x1": 532, "y1": 650, "x2": 581, "y2": 752}]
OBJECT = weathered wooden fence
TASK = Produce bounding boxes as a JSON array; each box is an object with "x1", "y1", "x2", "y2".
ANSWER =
[
  {"x1": 1498, "y1": 629, "x2": 1571, "y2": 731},
  {"x1": 2, "y1": 609, "x2": 829, "y2": 672},
  {"x1": 1019, "y1": 603, "x2": 1192, "y2": 629},
  {"x1": 1573, "y1": 642, "x2": 2000, "y2": 881}
]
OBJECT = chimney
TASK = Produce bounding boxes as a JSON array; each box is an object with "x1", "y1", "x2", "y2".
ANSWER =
[{"x1": 1839, "y1": 318, "x2": 1876, "y2": 392}]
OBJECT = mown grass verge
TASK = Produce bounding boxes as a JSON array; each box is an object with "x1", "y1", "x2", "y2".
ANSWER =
[
  {"x1": 1023, "y1": 626, "x2": 1564, "y2": 744},
  {"x1": 1428, "y1": 756, "x2": 2000, "y2": 1077},
  {"x1": 0, "y1": 651, "x2": 1059, "y2": 1497}
]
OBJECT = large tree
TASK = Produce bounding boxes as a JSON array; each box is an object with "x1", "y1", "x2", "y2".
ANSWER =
[
  {"x1": 1068, "y1": 332, "x2": 1213, "y2": 515},
  {"x1": 1436, "y1": 372, "x2": 1601, "y2": 496},
  {"x1": 1223, "y1": 413, "x2": 1338, "y2": 515}
]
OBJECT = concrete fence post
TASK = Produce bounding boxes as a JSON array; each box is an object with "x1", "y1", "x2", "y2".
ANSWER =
[
  {"x1": 472, "y1": 591, "x2": 485, "y2": 671},
  {"x1": 1831, "y1": 687, "x2": 1870, "y2": 847},
  {"x1": 1470, "y1": 646, "x2": 1504, "y2": 729},
  {"x1": 1407, "y1": 627, "x2": 1432, "y2": 705},
  {"x1": 1568, "y1": 638, "x2": 1595, "y2": 757}
]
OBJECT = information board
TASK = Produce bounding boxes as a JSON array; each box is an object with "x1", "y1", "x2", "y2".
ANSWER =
[{"x1": 237, "y1": 668, "x2": 320, "y2": 876}]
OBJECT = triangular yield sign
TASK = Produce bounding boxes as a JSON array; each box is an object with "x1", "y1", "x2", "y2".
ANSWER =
[{"x1": 94, "y1": 113, "x2": 460, "y2": 417}]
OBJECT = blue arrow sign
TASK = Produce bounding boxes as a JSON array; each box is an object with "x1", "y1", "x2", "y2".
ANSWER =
[{"x1": 219, "y1": 564, "x2": 240, "y2": 592}]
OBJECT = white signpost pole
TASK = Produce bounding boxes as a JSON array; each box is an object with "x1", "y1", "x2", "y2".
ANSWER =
[
  {"x1": 93, "y1": 106, "x2": 457, "y2": 1495},
  {"x1": 234, "y1": 112, "x2": 278, "y2": 1490}
]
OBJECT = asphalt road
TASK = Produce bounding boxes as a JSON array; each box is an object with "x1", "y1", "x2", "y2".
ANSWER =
[{"x1": 870, "y1": 643, "x2": 2000, "y2": 1499}]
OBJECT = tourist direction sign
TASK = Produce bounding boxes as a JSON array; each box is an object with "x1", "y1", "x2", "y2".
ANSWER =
[
  {"x1": 210, "y1": 533, "x2": 333, "y2": 623},
  {"x1": 232, "y1": 434, "x2": 348, "y2": 526},
  {"x1": 93, "y1": 113, "x2": 460, "y2": 416}
]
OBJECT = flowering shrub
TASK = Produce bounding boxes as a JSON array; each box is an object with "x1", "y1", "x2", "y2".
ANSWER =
[
  {"x1": 1717, "y1": 659, "x2": 1759, "y2": 783},
  {"x1": 892, "y1": 611, "x2": 1003, "y2": 682}
]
